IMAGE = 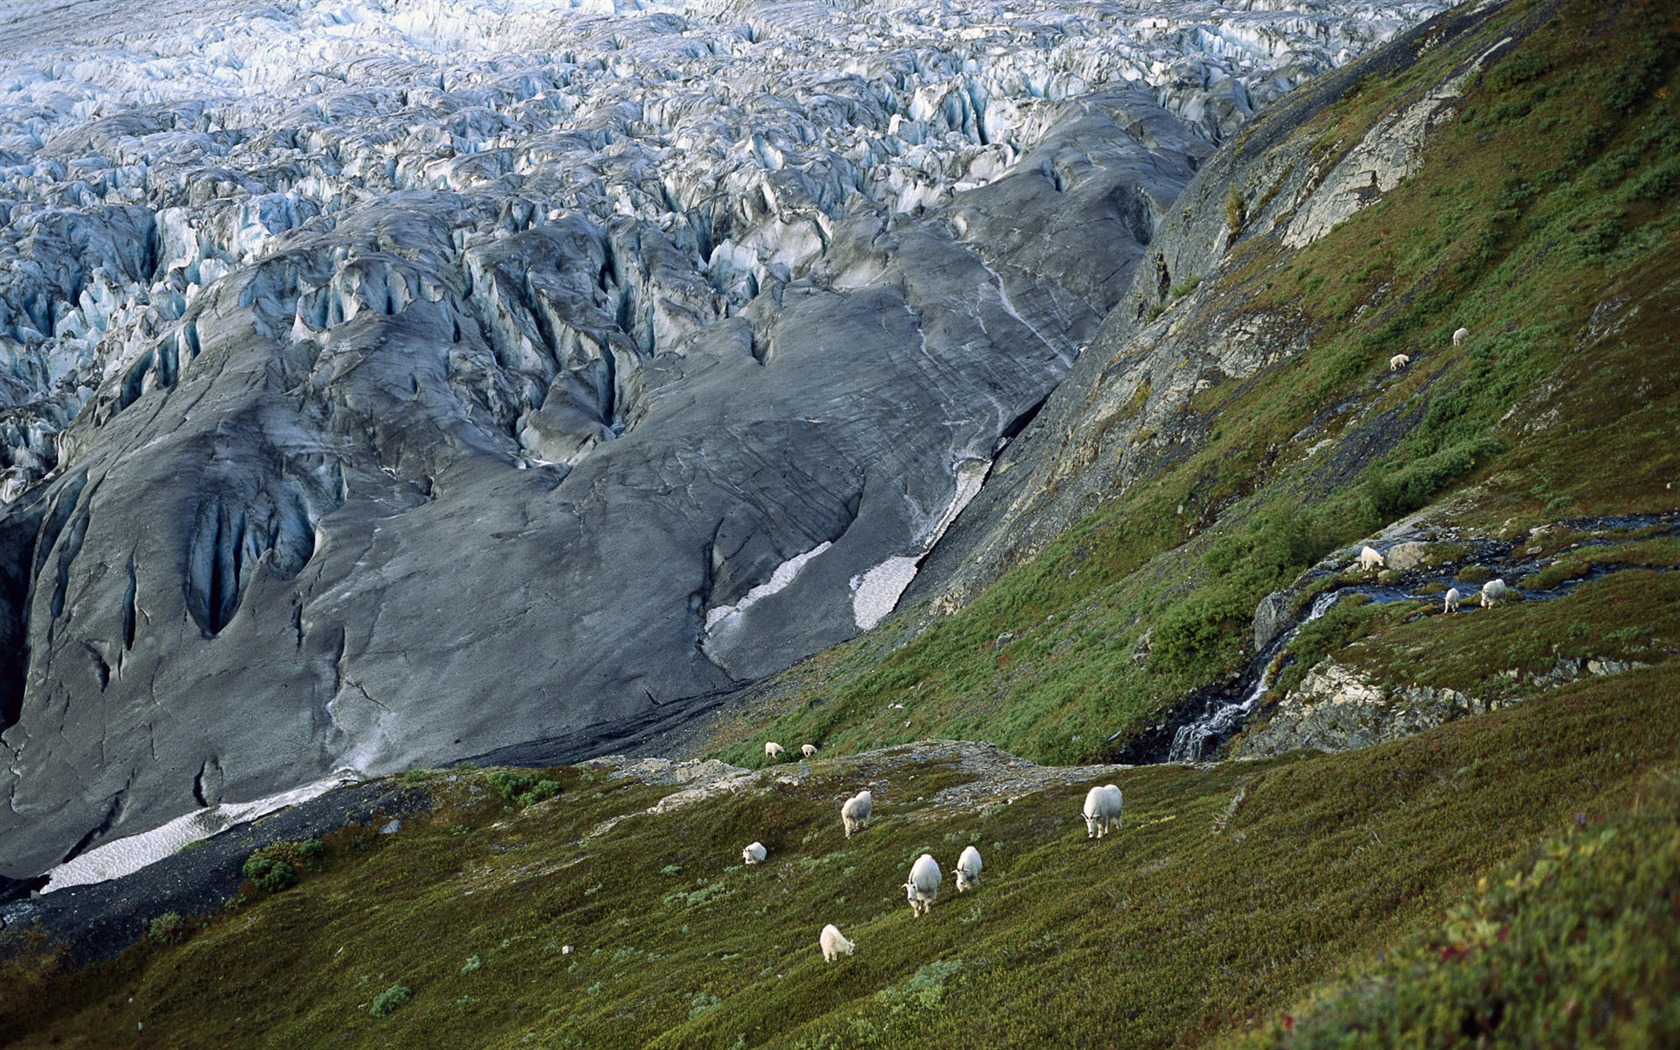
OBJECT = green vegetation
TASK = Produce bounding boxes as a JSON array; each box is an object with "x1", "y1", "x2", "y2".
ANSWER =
[
  {"x1": 1331, "y1": 568, "x2": 1680, "y2": 697},
  {"x1": 239, "y1": 837, "x2": 329, "y2": 894},
  {"x1": 1517, "y1": 534, "x2": 1680, "y2": 590},
  {"x1": 3, "y1": 671, "x2": 1676, "y2": 1047},
  {"x1": 1234, "y1": 769, "x2": 1680, "y2": 1048},
  {"x1": 147, "y1": 912, "x2": 186, "y2": 946},
  {"x1": 1224, "y1": 183, "x2": 1246, "y2": 234},
  {"x1": 369, "y1": 984, "x2": 413, "y2": 1018},
  {"x1": 485, "y1": 768, "x2": 563, "y2": 808},
  {"x1": 240, "y1": 854, "x2": 298, "y2": 894}
]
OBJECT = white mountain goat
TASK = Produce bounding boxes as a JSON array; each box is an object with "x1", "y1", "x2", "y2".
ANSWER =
[
  {"x1": 954, "y1": 845, "x2": 983, "y2": 892},
  {"x1": 764, "y1": 741, "x2": 785, "y2": 762},
  {"x1": 905, "y1": 853, "x2": 943, "y2": 916},
  {"x1": 1083, "y1": 784, "x2": 1124, "y2": 840},
  {"x1": 1453, "y1": 326, "x2": 1470, "y2": 346},
  {"x1": 1358, "y1": 545, "x2": 1385, "y2": 576},
  {"x1": 821, "y1": 923, "x2": 855, "y2": 961},
  {"x1": 1480, "y1": 578, "x2": 1509, "y2": 608},
  {"x1": 1390, "y1": 353, "x2": 1410, "y2": 370},
  {"x1": 801, "y1": 744, "x2": 818, "y2": 759},
  {"x1": 841, "y1": 790, "x2": 872, "y2": 837},
  {"x1": 743, "y1": 841, "x2": 767, "y2": 865},
  {"x1": 1444, "y1": 587, "x2": 1462, "y2": 614}
]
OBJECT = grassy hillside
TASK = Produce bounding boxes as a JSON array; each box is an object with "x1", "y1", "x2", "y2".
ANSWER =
[
  {"x1": 1233, "y1": 762, "x2": 1680, "y2": 1048},
  {"x1": 2, "y1": 664, "x2": 1677, "y2": 1048},
  {"x1": 695, "y1": 0, "x2": 1680, "y2": 769}
]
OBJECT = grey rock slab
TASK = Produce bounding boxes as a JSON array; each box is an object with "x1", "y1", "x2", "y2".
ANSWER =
[{"x1": 1252, "y1": 590, "x2": 1295, "y2": 653}]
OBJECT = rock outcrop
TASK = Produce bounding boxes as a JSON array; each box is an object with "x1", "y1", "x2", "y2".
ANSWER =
[{"x1": 1238, "y1": 654, "x2": 1651, "y2": 758}]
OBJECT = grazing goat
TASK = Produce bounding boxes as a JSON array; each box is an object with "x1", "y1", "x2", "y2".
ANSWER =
[
  {"x1": 1358, "y1": 545, "x2": 1385, "y2": 576},
  {"x1": 954, "y1": 846, "x2": 983, "y2": 892},
  {"x1": 842, "y1": 790, "x2": 872, "y2": 837},
  {"x1": 1453, "y1": 327, "x2": 1470, "y2": 346},
  {"x1": 1390, "y1": 353, "x2": 1410, "y2": 370},
  {"x1": 905, "y1": 854, "x2": 942, "y2": 916},
  {"x1": 1083, "y1": 785, "x2": 1124, "y2": 840},
  {"x1": 764, "y1": 742, "x2": 785, "y2": 763},
  {"x1": 820, "y1": 924, "x2": 855, "y2": 961},
  {"x1": 1444, "y1": 587, "x2": 1462, "y2": 614},
  {"x1": 743, "y1": 841, "x2": 767, "y2": 865},
  {"x1": 1480, "y1": 578, "x2": 1509, "y2": 608},
  {"x1": 801, "y1": 744, "x2": 818, "y2": 759}
]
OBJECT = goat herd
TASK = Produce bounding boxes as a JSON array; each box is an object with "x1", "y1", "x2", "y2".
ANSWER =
[{"x1": 750, "y1": 742, "x2": 1124, "y2": 963}]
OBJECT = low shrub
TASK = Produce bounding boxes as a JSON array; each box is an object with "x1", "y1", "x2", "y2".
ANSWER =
[
  {"x1": 1239, "y1": 776, "x2": 1680, "y2": 1047},
  {"x1": 148, "y1": 911, "x2": 186, "y2": 945},
  {"x1": 1150, "y1": 586, "x2": 1252, "y2": 677},
  {"x1": 485, "y1": 769, "x2": 562, "y2": 807},
  {"x1": 242, "y1": 855, "x2": 297, "y2": 894},
  {"x1": 369, "y1": 984, "x2": 412, "y2": 1017}
]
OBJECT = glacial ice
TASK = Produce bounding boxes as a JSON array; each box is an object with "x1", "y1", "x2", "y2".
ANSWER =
[{"x1": 0, "y1": 0, "x2": 1451, "y2": 879}]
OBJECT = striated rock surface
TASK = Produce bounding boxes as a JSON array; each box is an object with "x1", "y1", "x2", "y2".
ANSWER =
[
  {"x1": 0, "y1": 0, "x2": 1449, "y2": 878},
  {"x1": 1237, "y1": 660, "x2": 1482, "y2": 757}
]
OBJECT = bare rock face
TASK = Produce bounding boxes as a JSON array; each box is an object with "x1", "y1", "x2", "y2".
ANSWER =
[
  {"x1": 0, "y1": 0, "x2": 1450, "y2": 879},
  {"x1": 1237, "y1": 660, "x2": 1480, "y2": 757},
  {"x1": 1252, "y1": 590, "x2": 1296, "y2": 653},
  {"x1": 1236, "y1": 653, "x2": 1653, "y2": 759}
]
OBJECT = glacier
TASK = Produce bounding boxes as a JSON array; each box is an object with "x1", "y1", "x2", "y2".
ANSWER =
[{"x1": 0, "y1": 0, "x2": 1449, "y2": 881}]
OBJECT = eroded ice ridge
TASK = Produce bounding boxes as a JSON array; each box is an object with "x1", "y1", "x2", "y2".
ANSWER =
[
  {"x1": 0, "y1": 0, "x2": 1449, "y2": 880},
  {"x1": 1, "y1": 0, "x2": 1447, "y2": 494}
]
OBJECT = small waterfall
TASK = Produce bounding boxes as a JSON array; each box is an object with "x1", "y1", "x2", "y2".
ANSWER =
[{"x1": 1167, "y1": 589, "x2": 1342, "y2": 762}]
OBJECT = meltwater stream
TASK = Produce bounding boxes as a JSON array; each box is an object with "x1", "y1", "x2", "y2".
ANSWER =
[{"x1": 1167, "y1": 590, "x2": 1342, "y2": 762}]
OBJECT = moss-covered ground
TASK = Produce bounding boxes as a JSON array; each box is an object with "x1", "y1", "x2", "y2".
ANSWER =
[{"x1": 1231, "y1": 764, "x2": 1680, "y2": 1048}]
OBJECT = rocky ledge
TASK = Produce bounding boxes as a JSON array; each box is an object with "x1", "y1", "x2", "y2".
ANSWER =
[{"x1": 1238, "y1": 655, "x2": 1652, "y2": 759}]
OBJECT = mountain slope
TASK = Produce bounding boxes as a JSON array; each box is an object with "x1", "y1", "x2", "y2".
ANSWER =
[
  {"x1": 692, "y1": 0, "x2": 1680, "y2": 771},
  {"x1": 3, "y1": 672, "x2": 1676, "y2": 1047}
]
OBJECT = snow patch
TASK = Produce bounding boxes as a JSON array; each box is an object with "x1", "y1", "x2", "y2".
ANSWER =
[
  {"x1": 704, "y1": 540, "x2": 832, "y2": 632},
  {"x1": 41, "y1": 769, "x2": 362, "y2": 893},
  {"x1": 850, "y1": 459, "x2": 990, "y2": 629},
  {"x1": 851, "y1": 555, "x2": 923, "y2": 631}
]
